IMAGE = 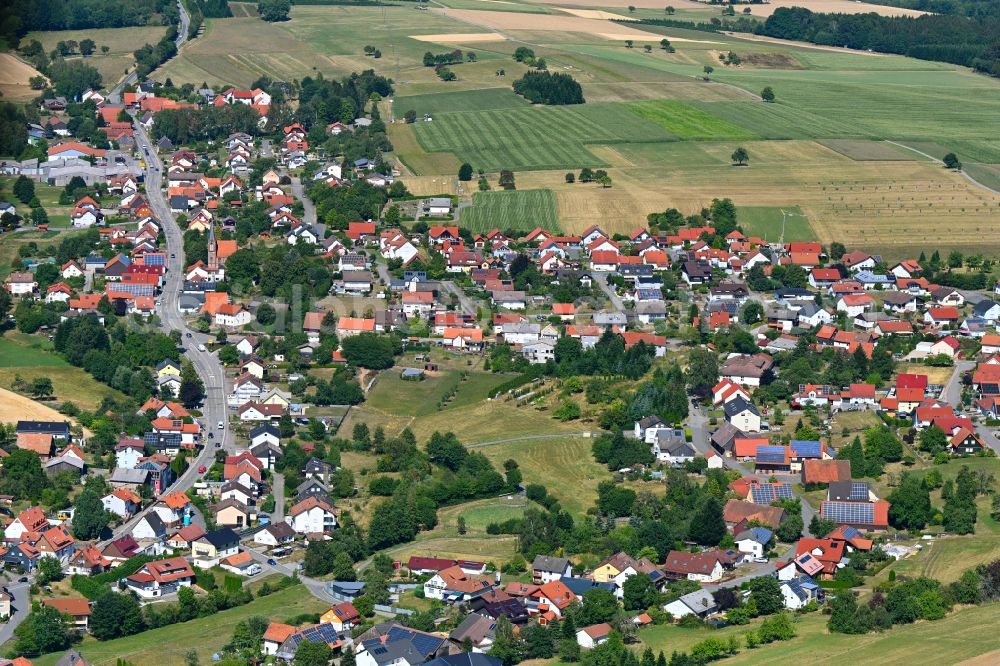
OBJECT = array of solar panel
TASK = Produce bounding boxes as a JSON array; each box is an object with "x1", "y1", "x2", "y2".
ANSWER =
[
  {"x1": 749, "y1": 483, "x2": 794, "y2": 504},
  {"x1": 790, "y1": 440, "x2": 822, "y2": 457},
  {"x1": 848, "y1": 482, "x2": 870, "y2": 502},
  {"x1": 756, "y1": 445, "x2": 787, "y2": 464},
  {"x1": 822, "y1": 501, "x2": 874, "y2": 524},
  {"x1": 386, "y1": 626, "x2": 441, "y2": 656}
]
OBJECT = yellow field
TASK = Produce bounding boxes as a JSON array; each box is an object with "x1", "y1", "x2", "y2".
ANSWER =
[
  {"x1": 0, "y1": 53, "x2": 45, "y2": 101},
  {"x1": 431, "y1": 7, "x2": 667, "y2": 39},
  {"x1": 508, "y1": 140, "x2": 1000, "y2": 258}
]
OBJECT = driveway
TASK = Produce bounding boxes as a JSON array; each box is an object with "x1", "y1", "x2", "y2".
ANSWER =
[
  {"x1": 441, "y1": 281, "x2": 478, "y2": 316},
  {"x1": 592, "y1": 272, "x2": 625, "y2": 312}
]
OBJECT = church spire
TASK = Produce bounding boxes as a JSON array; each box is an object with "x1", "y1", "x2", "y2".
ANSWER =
[{"x1": 207, "y1": 218, "x2": 218, "y2": 272}]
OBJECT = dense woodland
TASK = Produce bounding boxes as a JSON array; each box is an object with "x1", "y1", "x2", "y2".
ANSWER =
[
  {"x1": 757, "y1": 7, "x2": 1000, "y2": 76},
  {"x1": 512, "y1": 71, "x2": 585, "y2": 105},
  {"x1": 1, "y1": 0, "x2": 166, "y2": 40}
]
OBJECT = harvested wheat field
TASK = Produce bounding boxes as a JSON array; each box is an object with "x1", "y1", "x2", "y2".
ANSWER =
[
  {"x1": 0, "y1": 54, "x2": 44, "y2": 100},
  {"x1": 410, "y1": 32, "x2": 505, "y2": 43},
  {"x1": 556, "y1": 8, "x2": 634, "y2": 20},
  {"x1": 431, "y1": 8, "x2": 664, "y2": 40},
  {"x1": 0, "y1": 388, "x2": 83, "y2": 431}
]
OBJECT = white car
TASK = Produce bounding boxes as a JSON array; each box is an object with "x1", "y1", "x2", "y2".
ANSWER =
[{"x1": 217, "y1": 421, "x2": 224, "y2": 429}]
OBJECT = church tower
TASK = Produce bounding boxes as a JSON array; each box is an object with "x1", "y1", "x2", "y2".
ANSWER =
[{"x1": 207, "y1": 219, "x2": 218, "y2": 273}]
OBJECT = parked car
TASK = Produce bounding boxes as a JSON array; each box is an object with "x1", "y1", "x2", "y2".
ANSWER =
[
  {"x1": 267, "y1": 559, "x2": 277, "y2": 566},
  {"x1": 198, "y1": 465, "x2": 206, "y2": 473}
]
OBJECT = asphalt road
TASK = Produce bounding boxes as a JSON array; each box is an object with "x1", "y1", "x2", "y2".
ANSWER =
[
  {"x1": 100, "y1": 114, "x2": 236, "y2": 545},
  {"x1": 108, "y1": 0, "x2": 189, "y2": 105},
  {"x1": 0, "y1": 579, "x2": 31, "y2": 645}
]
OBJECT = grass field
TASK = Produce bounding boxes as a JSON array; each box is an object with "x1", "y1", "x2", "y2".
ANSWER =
[
  {"x1": 413, "y1": 103, "x2": 673, "y2": 172},
  {"x1": 628, "y1": 100, "x2": 757, "y2": 140},
  {"x1": 819, "y1": 140, "x2": 920, "y2": 162},
  {"x1": 365, "y1": 366, "x2": 512, "y2": 417},
  {"x1": 25, "y1": 25, "x2": 168, "y2": 86},
  {"x1": 738, "y1": 206, "x2": 815, "y2": 243},
  {"x1": 0, "y1": 332, "x2": 125, "y2": 410},
  {"x1": 477, "y1": 436, "x2": 602, "y2": 518},
  {"x1": 0, "y1": 332, "x2": 69, "y2": 368},
  {"x1": 394, "y1": 88, "x2": 528, "y2": 116},
  {"x1": 459, "y1": 500, "x2": 529, "y2": 531},
  {"x1": 460, "y1": 189, "x2": 560, "y2": 233},
  {"x1": 631, "y1": 604, "x2": 1000, "y2": 666},
  {"x1": 31, "y1": 581, "x2": 327, "y2": 666}
]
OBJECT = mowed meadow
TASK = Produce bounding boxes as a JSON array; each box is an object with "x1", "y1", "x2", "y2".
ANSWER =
[{"x1": 153, "y1": 2, "x2": 1000, "y2": 256}]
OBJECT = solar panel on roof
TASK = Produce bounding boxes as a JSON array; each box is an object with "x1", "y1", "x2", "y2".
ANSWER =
[
  {"x1": 849, "y1": 482, "x2": 870, "y2": 502},
  {"x1": 791, "y1": 440, "x2": 822, "y2": 457},
  {"x1": 823, "y1": 501, "x2": 875, "y2": 524}
]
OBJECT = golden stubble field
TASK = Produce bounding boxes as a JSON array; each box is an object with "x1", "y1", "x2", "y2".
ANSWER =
[
  {"x1": 0, "y1": 53, "x2": 45, "y2": 100},
  {"x1": 505, "y1": 140, "x2": 1000, "y2": 258}
]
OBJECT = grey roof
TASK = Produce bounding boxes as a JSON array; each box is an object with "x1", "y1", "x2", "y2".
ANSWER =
[
  {"x1": 250, "y1": 424, "x2": 280, "y2": 439},
  {"x1": 263, "y1": 521, "x2": 295, "y2": 539},
  {"x1": 532, "y1": 554, "x2": 570, "y2": 573},
  {"x1": 724, "y1": 396, "x2": 760, "y2": 418},
  {"x1": 199, "y1": 528, "x2": 240, "y2": 549},
  {"x1": 677, "y1": 589, "x2": 717, "y2": 614},
  {"x1": 110, "y1": 468, "x2": 149, "y2": 484},
  {"x1": 427, "y1": 654, "x2": 502, "y2": 666},
  {"x1": 137, "y1": 511, "x2": 165, "y2": 535},
  {"x1": 449, "y1": 612, "x2": 496, "y2": 644}
]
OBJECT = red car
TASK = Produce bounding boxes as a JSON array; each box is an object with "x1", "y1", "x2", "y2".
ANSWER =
[{"x1": 198, "y1": 465, "x2": 206, "y2": 474}]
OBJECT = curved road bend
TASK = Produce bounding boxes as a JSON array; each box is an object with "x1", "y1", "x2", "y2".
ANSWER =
[{"x1": 109, "y1": 0, "x2": 191, "y2": 104}]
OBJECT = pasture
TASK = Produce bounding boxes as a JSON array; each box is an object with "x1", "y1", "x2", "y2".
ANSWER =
[{"x1": 460, "y1": 189, "x2": 560, "y2": 233}]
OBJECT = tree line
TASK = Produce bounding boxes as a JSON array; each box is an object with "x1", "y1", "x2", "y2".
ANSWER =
[{"x1": 757, "y1": 7, "x2": 1000, "y2": 76}]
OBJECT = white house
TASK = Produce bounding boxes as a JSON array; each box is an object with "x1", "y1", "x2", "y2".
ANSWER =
[
  {"x1": 780, "y1": 576, "x2": 821, "y2": 610},
  {"x1": 734, "y1": 527, "x2": 772, "y2": 559},
  {"x1": 724, "y1": 397, "x2": 761, "y2": 433},
  {"x1": 531, "y1": 554, "x2": 572, "y2": 584},
  {"x1": 285, "y1": 496, "x2": 337, "y2": 534},
  {"x1": 662, "y1": 589, "x2": 718, "y2": 619},
  {"x1": 576, "y1": 624, "x2": 612, "y2": 650},
  {"x1": 253, "y1": 521, "x2": 295, "y2": 547},
  {"x1": 102, "y1": 489, "x2": 141, "y2": 519},
  {"x1": 215, "y1": 304, "x2": 252, "y2": 328}
]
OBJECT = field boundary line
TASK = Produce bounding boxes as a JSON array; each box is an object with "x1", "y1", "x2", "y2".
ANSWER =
[
  {"x1": 885, "y1": 141, "x2": 1000, "y2": 197},
  {"x1": 467, "y1": 432, "x2": 591, "y2": 448}
]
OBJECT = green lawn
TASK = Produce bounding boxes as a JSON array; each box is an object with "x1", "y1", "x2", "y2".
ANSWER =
[
  {"x1": 477, "y1": 436, "x2": 603, "y2": 519},
  {"x1": 0, "y1": 332, "x2": 69, "y2": 368},
  {"x1": 628, "y1": 100, "x2": 757, "y2": 140},
  {"x1": 460, "y1": 189, "x2": 560, "y2": 233},
  {"x1": 737, "y1": 206, "x2": 816, "y2": 244},
  {"x1": 365, "y1": 368, "x2": 512, "y2": 417},
  {"x1": 413, "y1": 103, "x2": 673, "y2": 172},
  {"x1": 32, "y1": 581, "x2": 330, "y2": 666},
  {"x1": 31, "y1": 581, "x2": 328, "y2": 666},
  {"x1": 459, "y1": 500, "x2": 529, "y2": 532},
  {"x1": 394, "y1": 88, "x2": 529, "y2": 117},
  {"x1": 694, "y1": 101, "x2": 867, "y2": 140}
]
